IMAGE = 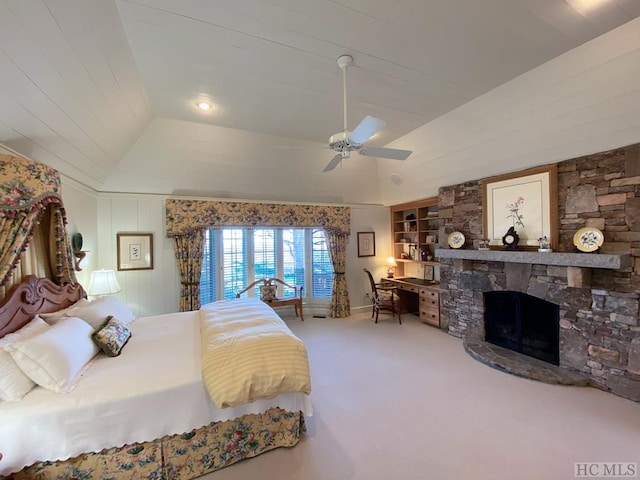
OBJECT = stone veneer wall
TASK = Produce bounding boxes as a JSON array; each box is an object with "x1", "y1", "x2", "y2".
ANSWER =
[{"x1": 438, "y1": 143, "x2": 640, "y2": 402}]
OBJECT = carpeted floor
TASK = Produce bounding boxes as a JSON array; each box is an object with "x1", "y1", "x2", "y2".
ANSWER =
[{"x1": 205, "y1": 310, "x2": 640, "y2": 480}]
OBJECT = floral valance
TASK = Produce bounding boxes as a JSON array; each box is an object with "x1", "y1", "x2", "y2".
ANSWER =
[
  {"x1": 1, "y1": 154, "x2": 63, "y2": 212},
  {"x1": 0, "y1": 154, "x2": 75, "y2": 287},
  {"x1": 165, "y1": 199, "x2": 350, "y2": 236}
]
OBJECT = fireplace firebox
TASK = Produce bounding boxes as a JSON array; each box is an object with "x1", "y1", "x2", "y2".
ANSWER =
[{"x1": 484, "y1": 291, "x2": 560, "y2": 365}]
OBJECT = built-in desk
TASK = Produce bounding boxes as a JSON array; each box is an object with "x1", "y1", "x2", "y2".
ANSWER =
[{"x1": 384, "y1": 277, "x2": 441, "y2": 327}]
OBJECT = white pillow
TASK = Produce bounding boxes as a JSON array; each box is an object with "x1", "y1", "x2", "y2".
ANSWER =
[
  {"x1": 41, "y1": 296, "x2": 135, "y2": 330},
  {"x1": 40, "y1": 298, "x2": 91, "y2": 324},
  {"x1": 0, "y1": 316, "x2": 50, "y2": 401},
  {"x1": 7, "y1": 316, "x2": 99, "y2": 393}
]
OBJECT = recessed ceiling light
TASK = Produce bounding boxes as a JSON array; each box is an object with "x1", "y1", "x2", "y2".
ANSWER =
[
  {"x1": 195, "y1": 101, "x2": 212, "y2": 111},
  {"x1": 566, "y1": 0, "x2": 611, "y2": 15}
]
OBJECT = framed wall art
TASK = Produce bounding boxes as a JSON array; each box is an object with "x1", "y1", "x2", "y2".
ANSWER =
[
  {"x1": 117, "y1": 233, "x2": 154, "y2": 271},
  {"x1": 481, "y1": 164, "x2": 558, "y2": 251},
  {"x1": 357, "y1": 232, "x2": 376, "y2": 257}
]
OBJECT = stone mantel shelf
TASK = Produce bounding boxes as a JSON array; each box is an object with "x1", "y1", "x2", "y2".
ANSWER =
[{"x1": 435, "y1": 248, "x2": 631, "y2": 270}]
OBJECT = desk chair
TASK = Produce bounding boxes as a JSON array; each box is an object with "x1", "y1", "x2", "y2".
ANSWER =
[{"x1": 363, "y1": 268, "x2": 401, "y2": 324}]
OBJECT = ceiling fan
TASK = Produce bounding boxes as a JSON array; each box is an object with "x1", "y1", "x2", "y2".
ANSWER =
[{"x1": 323, "y1": 55, "x2": 412, "y2": 173}]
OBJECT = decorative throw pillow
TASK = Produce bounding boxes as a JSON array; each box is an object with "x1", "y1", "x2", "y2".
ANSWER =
[
  {"x1": 7, "y1": 316, "x2": 99, "y2": 393},
  {"x1": 41, "y1": 296, "x2": 135, "y2": 330},
  {"x1": 259, "y1": 284, "x2": 277, "y2": 302},
  {"x1": 92, "y1": 316, "x2": 131, "y2": 357},
  {"x1": 0, "y1": 316, "x2": 50, "y2": 401}
]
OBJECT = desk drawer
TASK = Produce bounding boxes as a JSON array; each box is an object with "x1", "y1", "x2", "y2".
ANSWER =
[
  {"x1": 420, "y1": 308, "x2": 440, "y2": 327},
  {"x1": 419, "y1": 288, "x2": 439, "y2": 299},
  {"x1": 398, "y1": 284, "x2": 419, "y2": 293},
  {"x1": 419, "y1": 295, "x2": 439, "y2": 310},
  {"x1": 419, "y1": 288, "x2": 439, "y2": 327}
]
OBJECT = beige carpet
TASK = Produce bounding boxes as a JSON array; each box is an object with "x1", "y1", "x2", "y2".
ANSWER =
[{"x1": 205, "y1": 310, "x2": 640, "y2": 480}]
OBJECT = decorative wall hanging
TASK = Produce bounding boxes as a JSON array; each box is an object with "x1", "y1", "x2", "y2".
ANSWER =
[
  {"x1": 357, "y1": 232, "x2": 375, "y2": 257},
  {"x1": 117, "y1": 233, "x2": 154, "y2": 271}
]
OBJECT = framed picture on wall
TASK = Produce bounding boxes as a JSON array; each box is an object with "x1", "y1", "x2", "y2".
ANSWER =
[
  {"x1": 481, "y1": 164, "x2": 558, "y2": 250},
  {"x1": 117, "y1": 233, "x2": 154, "y2": 271},
  {"x1": 357, "y1": 232, "x2": 376, "y2": 257}
]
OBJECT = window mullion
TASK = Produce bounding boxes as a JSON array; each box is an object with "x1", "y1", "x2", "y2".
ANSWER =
[
  {"x1": 276, "y1": 229, "x2": 283, "y2": 295},
  {"x1": 216, "y1": 229, "x2": 224, "y2": 301},
  {"x1": 305, "y1": 229, "x2": 313, "y2": 299},
  {"x1": 246, "y1": 227, "x2": 255, "y2": 289}
]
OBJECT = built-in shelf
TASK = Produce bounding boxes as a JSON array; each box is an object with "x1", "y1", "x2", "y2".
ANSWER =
[
  {"x1": 390, "y1": 197, "x2": 440, "y2": 277},
  {"x1": 435, "y1": 248, "x2": 631, "y2": 270}
]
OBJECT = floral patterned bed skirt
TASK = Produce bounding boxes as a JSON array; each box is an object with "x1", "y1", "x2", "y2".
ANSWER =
[{"x1": 8, "y1": 408, "x2": 305, "y2": 480}]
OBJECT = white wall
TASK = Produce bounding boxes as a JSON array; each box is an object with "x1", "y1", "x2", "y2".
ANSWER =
[
  {"x1": 379, "y1": 16, "x2": 640, "y2": 205},
  {"x1": 345, "y1": 204, "x2": 392, "y2": 312},
  {"x1": 96, "y1": 193, "x2": 178, "y2": 317},
  {"x1": 61, "y1": 177, "x2": 98, "y2": 288}
]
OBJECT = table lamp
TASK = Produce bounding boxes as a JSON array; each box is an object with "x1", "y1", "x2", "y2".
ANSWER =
[
  {"x1": 87, "y1": 269, "x2": 122, "y2": 297},
  {"x1": 386, "y1": 257, "x2": 398, "y2": 278}
]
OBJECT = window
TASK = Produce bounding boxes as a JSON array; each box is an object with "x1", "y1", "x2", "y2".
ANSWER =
[
  {"x1": 200, "y1": 227, "x2": 333, "y2": 304},
  {"x1": 200, "y1": 229, "x2": 217, "y2": 305}
]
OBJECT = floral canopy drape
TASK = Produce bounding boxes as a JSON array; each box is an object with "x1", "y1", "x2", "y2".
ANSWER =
[
  {"x1": 165, "y1": 199, "x2": 351, "y2": 316},
  {"x1": 0, "y1": 154, "x2": 76, "y2": 291}
]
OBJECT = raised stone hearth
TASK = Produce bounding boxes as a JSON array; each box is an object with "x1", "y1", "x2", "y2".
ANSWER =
[{"x1": 464, "y1": 339, "x2": 592, "y2": 387}]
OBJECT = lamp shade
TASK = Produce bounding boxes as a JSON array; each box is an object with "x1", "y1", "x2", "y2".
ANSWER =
[
  {"x1": 88, "y1": 270, "x2": 121, "y2": 296},
  {"x1": 386, "y1": 257, "x2": 398, "y2": 267}
]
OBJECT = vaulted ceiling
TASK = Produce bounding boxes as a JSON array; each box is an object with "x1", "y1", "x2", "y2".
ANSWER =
[{"x1": 1, "y1": 0, "x2": 639, "y2": 201}]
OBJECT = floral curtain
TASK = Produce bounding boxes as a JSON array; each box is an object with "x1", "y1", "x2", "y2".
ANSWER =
[
  {"x1": 166, "y1": 199, "x2": 351, "y2": 315},
  {"x1": 0, "y1": 154, "x2": 76, "y2": 295},
  {"x1": 173, "y1": 230, "x2": 205, "y2": 312},
  {"x1": 326, "y1": 229, "x2": 350, "y2": 318}
]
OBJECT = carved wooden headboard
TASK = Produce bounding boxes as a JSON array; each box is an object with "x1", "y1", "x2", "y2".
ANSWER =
[{"x1": 0, "y1": 275, "x2": 86, "y2": 338}]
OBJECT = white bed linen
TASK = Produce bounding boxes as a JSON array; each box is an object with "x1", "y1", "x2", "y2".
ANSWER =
[{"x1": 0, "y1": 310, "x2": 312, "y2": 477}]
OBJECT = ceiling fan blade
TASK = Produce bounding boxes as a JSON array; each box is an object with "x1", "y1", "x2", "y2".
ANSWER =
[
  {"x1": 359, "y1": 146, "x2": 412, "y2": 160},
  {"x1": 349, "y1": 115, "x2": 386, "y2": 144},
  {"x1": 323, "y1": 154, "x2": 343, "y2": 172}
]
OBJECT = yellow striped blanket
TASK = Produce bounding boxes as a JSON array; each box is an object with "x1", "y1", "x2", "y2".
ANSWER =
[{"x1": 199, "y1": 298, "x2": 311, "y2": 408}]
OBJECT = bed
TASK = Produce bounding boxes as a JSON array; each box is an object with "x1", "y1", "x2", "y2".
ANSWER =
[{"x1": 0, "y1": 275, "x2": 312, "y2": 479}]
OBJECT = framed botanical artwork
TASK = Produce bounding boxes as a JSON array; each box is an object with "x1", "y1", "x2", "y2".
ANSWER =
[
  {"x1": 357, "y1": 232, "x2": 376, "y2": 257},
  {"x1": 117, "y1": 233, "x2": 154, "y2": 271},
  {"x1": 481, "y1": 165, "x2": 558, "y2": 251}
]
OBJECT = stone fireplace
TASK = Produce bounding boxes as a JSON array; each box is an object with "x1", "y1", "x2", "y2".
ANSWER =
[{"x1": 434, "y1": 143, "x2": 640, "y2": 402}]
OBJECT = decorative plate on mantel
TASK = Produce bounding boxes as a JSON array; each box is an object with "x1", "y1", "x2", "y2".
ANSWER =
[
  {"x1": 573, "y1": 227, "x2": 604, "y2": 253},
  {"x1": 448, "y1": 231, "x2": 465, "y2": 249}
]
